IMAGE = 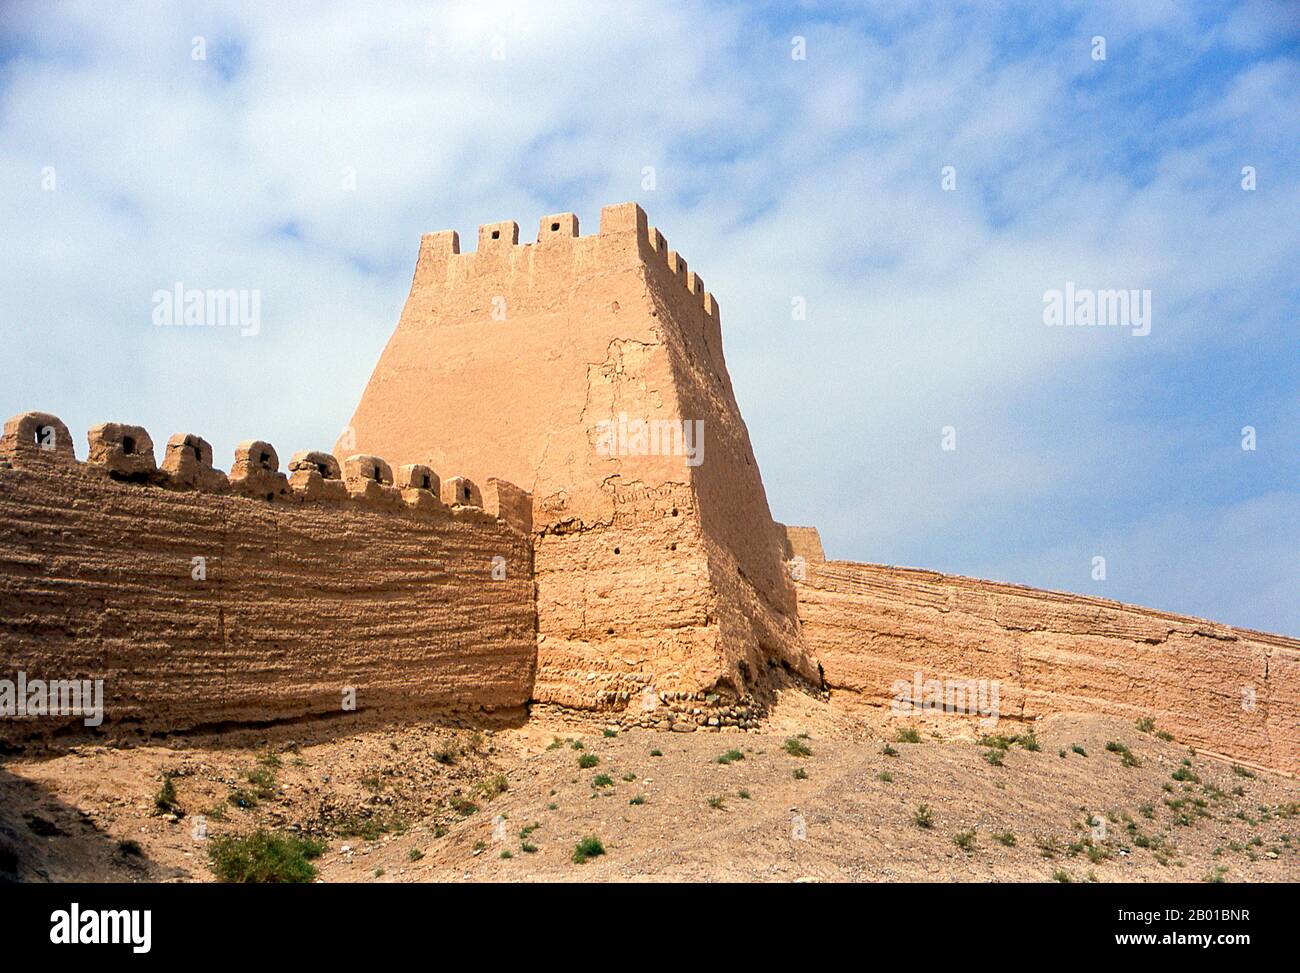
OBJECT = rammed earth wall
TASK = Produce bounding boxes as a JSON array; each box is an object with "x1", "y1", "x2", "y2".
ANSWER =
[
  {"x1": 788, "y1": 540, "x2": 1299, "y2": 775},
  {"x1": 0, "y1": 414, "x2": 536, "y2": 743}
]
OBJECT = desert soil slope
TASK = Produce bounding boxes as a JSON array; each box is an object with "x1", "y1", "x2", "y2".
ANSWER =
[{"x1": 3, "y1": 692, "x2": 1296, "y2": 884}]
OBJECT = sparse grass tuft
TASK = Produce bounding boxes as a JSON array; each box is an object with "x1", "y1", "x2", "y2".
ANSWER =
[
  {"x1": 474, "y1": 774, "x2": 509, "y2": 800},
  {"x1": 954, "y1": 830, "x2": 976, "y2": 851},
  {"x1": 629, "y1": 795, "x2": 646, "y2": 805},
  {"x1": 993, "y1": 831, "x2": 1016, "y2": 847},
  {"x1": 784, "y1": 737, "x2": 813, "y2": 757},
  {"x1": 449, "y1": 796, "x2": 478, "y2": 817},
  {"x1": 433, "y1": 739, "x2": 461, "y2": 765},
  {"x1": 881, "y1": 743, "x2": 898, "y2": 757},
  {"x1": 578, "y1": 753, "x2": 599, "y2": 769},
  {"x1": 793, "y1": 767, "x2": 808, "y2": 780},
  {"x1": 1036, "y1": 836, "x2": 1062, "y2": 859},
  {"x1": 716, "y1": 749, "x2": 745, "y2": 765},
  {"x1": 1072, "y1": 744, "x2": 1088, "y2": 757},
  {"x1": 1105, "y1": 741, "x2": 1141, "y2": 767},
  {"x1": 592, "y1": 774, "x2": 614, "y2": 788},
  {"x1": 894, "y1": 727, "x2": 922, "y2": 744},
  {"x1": 707, "y1": 795, "x2": 727, "y2": 810},
  {"x1": 650, "y1": 749, "x2": 663, "y2": 757},
  {"x1": 571, "y1": 835, "x2": 605, "y2": 864},
  {"x1": 245, "y1": 764, "x2": 276, "y2": 799},
  {"x1": 913, "y1": 804, "x2": 935, "y2": 829},
  {"x1": 228, "y1": 788, "x2": 259, "y2": 810},
  {"x1": 407, "y1": 848, "x2": 424, "y2": 862},
  {"x1": 333, "y1": 809, "x2": 410, "y2": 841}
]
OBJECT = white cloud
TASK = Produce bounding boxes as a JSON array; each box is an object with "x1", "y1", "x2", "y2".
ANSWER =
[{"x1": 0, "y1": 0, "x2": 1295, "y2": 634}]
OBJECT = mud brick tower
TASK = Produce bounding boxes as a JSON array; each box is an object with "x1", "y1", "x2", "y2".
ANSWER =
[{"x1": 343, "y1": 203, "x2": 820, "y2": 716}]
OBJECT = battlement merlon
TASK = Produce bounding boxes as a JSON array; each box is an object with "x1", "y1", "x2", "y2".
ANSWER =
[{"x1": 0, "y1": 411, "x2": 76, "y2": 465}]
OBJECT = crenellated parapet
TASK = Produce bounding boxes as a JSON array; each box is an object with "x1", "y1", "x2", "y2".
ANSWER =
[
  {"x1": 0, "y1": 412, "x2": 533, "y2": 535},
  {"x1": 404, "y1": 202, "x2": 722, "y2": 349}
]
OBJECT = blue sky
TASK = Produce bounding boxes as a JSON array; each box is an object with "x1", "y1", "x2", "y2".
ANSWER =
[{"x1": 1, "y1": 1, "x2": 1296, "y2": 634}]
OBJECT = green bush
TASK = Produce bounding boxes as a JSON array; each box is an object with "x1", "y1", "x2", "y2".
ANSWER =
[
  {"x1": 572, "y1": 835, "x2": 605, "y2": 864},
  {"x1": 208, "y1": 830, "x2": 326, "y2": 883},
  {"x1": 154, "y1": 776, "x2": 180, "y2": 815}
]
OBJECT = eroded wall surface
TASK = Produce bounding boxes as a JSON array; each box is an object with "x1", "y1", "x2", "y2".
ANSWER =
[
  {"x1": 794, "y1": 555, "x2": 1298, "y2": 774},
  {"x1": 0, "y1": 452, "x2": 535, "y2": 743},
  {"x1": 342, "y1": 204, "x2": 817, "y2": 717}
]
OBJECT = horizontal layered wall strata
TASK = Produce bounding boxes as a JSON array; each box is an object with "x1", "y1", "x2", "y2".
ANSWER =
[
  {"x1": 792, "y1": 551, "x2": 1298, "y2": 775},
  {"x1": 0, "y1": 457, "x2": 535, "y2": 743}
]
